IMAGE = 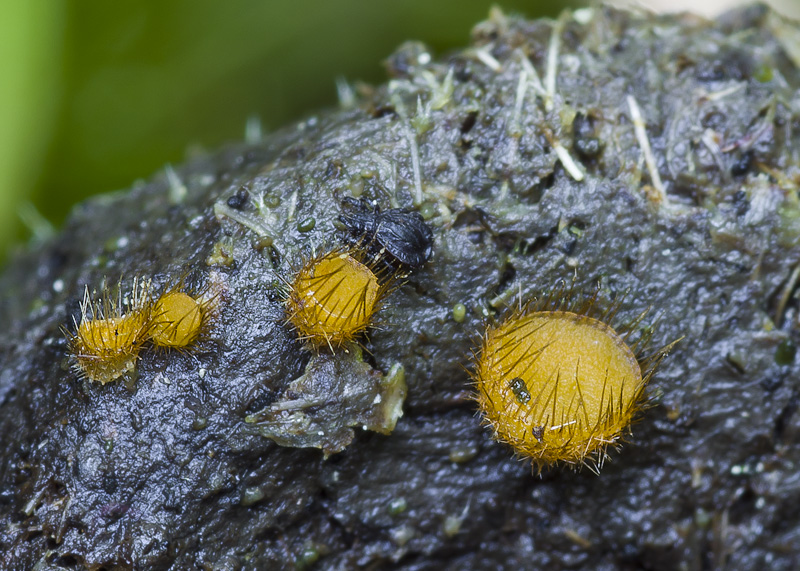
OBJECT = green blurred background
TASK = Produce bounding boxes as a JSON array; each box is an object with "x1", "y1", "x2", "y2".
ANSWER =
[
  {"x1": 1, "y1": 0, "x2": 582, "y2": 265},
  {"x1": 4, "y1": 0, "x2": 799, "y2": 265}
]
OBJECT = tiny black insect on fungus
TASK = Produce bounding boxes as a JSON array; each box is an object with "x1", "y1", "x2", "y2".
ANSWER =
[
  {"x1": 508, "y1": 377, "x2": 531, "y2": 404},
  {"x1": 337, "y1": 197, "x2": 434, "y2": 270}
]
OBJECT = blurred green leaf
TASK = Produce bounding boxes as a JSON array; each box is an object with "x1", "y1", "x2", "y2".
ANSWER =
[{"x1": 0, "y1": 0, "x2": 63, "y2": 261}]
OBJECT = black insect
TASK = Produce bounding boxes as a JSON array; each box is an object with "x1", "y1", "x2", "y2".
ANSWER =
[
  {"x1": 338, "y1": 197, "x2": 434, "y2": 269},
  {"x1": 508, "y1": 377, "x2": 531, "y2": 405}
]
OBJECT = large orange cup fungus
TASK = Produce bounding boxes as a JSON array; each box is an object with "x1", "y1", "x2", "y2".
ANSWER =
[{"x1": 473, "y1": 292, "x2": 679, "y2": 472}]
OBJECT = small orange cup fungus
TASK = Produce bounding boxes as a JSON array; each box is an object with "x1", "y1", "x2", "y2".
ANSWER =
[
  {"x1": 66, "y1": 275, "x2": 220, "y2": 382},
  {"x1": 285, "y1": 250, "x2": 389, "y2": 350},
  {"x1": 473, "y1": 290, "x2": 678, "y2": 472},
  {"x1": 66, "y1": 279, "x2": 152, "y2": 384},
  {"x1": 150, "y1": 291, "x2": 206, "y2": 349}
]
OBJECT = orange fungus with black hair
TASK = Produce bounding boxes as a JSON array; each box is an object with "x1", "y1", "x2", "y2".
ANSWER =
[
  {"x1": 473, "y1": 298, "x2": 677, "y2": 471},
  {"x1": 150, "y1": 291, "x2": 205, "y2": 348},
  {"x1": 286, "y1": 250, "x2": 384, "y2": 349}
]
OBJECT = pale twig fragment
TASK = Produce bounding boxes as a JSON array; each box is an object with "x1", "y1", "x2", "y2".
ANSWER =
[
  {"x1": 214, "y1": 202, "x2": 273, "y2": 239},
  {"x1": 427, "y1": 68, "x2": 454, "y2": 111},
  {"x1": 627, "y1": 95, "x2": 667, "y2": 204},
  {"x1": 510, "y1": 67, "x2": 528, "y2": 136},
  {"x1": 554, "y1": 143, "x2": 586, "y2": 182},
  {"x1": 472, "y1": 45, "x2": 502, "y2": 72},
  {"x1": 390, "y1": 93, "x2": 424, "y2": 206},
  {"x1": 519, "y1": 51, "x2": 547, "y2": 97},
  {"x1": 404, "y1": 122, "x2": 424, "y2": 206},
  {"x1": 541, "y1": 126, "x2": 585, "y2": 182},
  {"x1": 776, "y1": 262, "x2": 800, "y2": 328},
  {"x1": 245, "y1": 115, "x2": 262, "y2": 144},
  {"x1": 545, "y1": 12, "x2": 568, "y2": 112},
  {"x1": 336, "y1": 77, "x2": 356, "y2": 110},
  {"x1": 165, "y1": 164, "x2": 187, "y2": 205},
  {"x1": 18, "y1": 201, "x2": 55, "y2": 241}
]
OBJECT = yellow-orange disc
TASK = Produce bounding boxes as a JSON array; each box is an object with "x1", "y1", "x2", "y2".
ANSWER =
[
  {"x1": 150, "y1": 291, "x2": 203, "y2": 348},
  {"x1": 288, "y1": 253, "x2": 379, "y2": 346},
  {"x1": 476, "y1": 311, "x2": 643, "y2": 467}
]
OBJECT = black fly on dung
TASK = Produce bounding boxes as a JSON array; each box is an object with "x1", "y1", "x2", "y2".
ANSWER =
[{"x1": 337, "y1": 197, "x2": 434, "y2": 270}]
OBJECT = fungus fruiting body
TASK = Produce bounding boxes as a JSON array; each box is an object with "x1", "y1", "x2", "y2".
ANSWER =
[
  {"x1": 473, "y1": 290, "x2": 677, "y2": 472},
  {"x1": 285, "y1": 249, "x2": 390, "y2": 350},
  {"x1": 66, "y1": 276, "x2": 219, "y2": 383},
  {"x1": 149, "y1": 285, "x2": 215, "y2": 349},
  {"x1": 66, "y1": 279, "x2": 152, "y2": 384}
]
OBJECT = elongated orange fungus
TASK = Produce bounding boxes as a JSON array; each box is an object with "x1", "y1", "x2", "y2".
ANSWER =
[
  {"x1": 286, "y1": 251, "x2": 382, "y2": 349},
  {"x1": 66, "y1": 279, "x2": 152, "y2": 384},
  {"x1": 150, "y1": 291, "x2": 204, "y2": 348},
  {"x1": 474, "y1": 294, "x2": 678, "y2": 472}
]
